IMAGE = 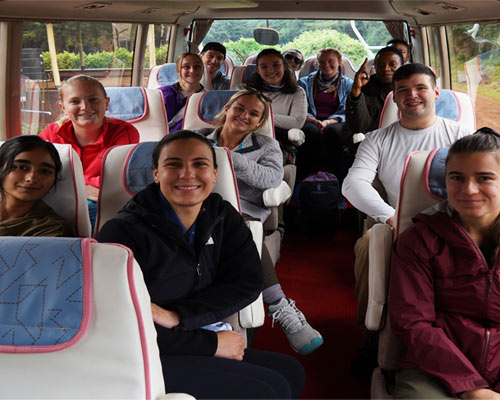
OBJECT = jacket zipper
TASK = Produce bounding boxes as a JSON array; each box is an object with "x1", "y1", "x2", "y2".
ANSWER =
[{"x1": 480, "y1": 328, "x2": 491, "y2": 375}]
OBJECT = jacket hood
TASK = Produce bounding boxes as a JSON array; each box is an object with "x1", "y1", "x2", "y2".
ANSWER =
[{"x1": 362, "y1": 75, "x2": 390, "y2": 97}]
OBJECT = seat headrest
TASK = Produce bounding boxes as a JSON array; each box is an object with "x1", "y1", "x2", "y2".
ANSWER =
[
  {"x1": 0, "y1": 237, "x2": 91, "y2": 351},
  {"x1": 157, "y1": 63, "x2": 179, "y2": 86},
  {"x1": 198, "y1": 91, "x2": 238, "y2": 123},
  {"x1": 106, "y1": 87, "x2": 147, "y2": 122},
  {"x1": 242, "y1": 65, "x2": 256, "y2": 84},
  {"x1": 435, "y1": 90, "x2": 459, "y2": 121},
  {"x1": 424, "y1": 147, "x2": 449, "y2": 201},
  {"x1": 124, "y1": 142, "x2": 156, "y2": 195}
]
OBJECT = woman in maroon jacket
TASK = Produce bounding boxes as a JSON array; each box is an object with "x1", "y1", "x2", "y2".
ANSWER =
[{"x1": 390, "y1": 128, "x2": 500, "y2": 399}]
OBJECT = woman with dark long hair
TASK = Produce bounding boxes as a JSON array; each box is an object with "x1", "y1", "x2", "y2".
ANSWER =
[
  {"x1": 390, "y1": 128, "x2": 500, "y2": 399},
  {"x1": 0, "y1": 135, "x2": 71, "y2": 236}
]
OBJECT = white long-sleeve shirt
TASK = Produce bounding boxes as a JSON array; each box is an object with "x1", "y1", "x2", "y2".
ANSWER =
[{"x1": 342, "y1": 117, "x2": 472, "y2": 223}]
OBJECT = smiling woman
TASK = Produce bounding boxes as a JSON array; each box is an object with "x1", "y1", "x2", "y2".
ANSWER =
[
  {"x1": 39, "y1": 75, "x2": 140, "y2": 227},
  {"x1": 159, "y1": 52, "x2": 206, "y2": 133},
  {"x1": 0, "y1": 135, "x2": 71, "y2": 236},
  {"x1": 390, "y1": 129, "x2": 500, "y2": 399},
  {"x1": 97, "y1": 130, "x2": 305, "y2": 399}
]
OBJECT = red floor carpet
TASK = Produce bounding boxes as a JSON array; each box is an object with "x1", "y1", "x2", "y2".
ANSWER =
[{"x1": 252, "y1": 222, "x2": 370, "y2": 399}]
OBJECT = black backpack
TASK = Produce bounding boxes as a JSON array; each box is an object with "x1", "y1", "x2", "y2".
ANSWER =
[{"x1": 294, "y1": 171, "x2": 341, "y2": 236}]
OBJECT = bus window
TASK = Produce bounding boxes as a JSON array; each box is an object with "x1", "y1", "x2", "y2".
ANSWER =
[
  {"x1": 143, "y1": 24, "x2": 171, "y2": 86},
  {"x1": 427, "y1": 26, "x2": 442, "y2": 84},
  {"x1": 21, "y1": 21, "x2": 137, "y2": 134},
  {"x1": 201, "y1": 19, "x2": 397, "y2": 68},
  {"x1": 448, "y1": 22, "x2": 500, "y2": 131}
]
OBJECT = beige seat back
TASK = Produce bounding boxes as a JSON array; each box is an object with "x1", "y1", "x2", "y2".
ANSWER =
[
  {"x1": 106, "y1": 86, "x2": 169, "y2": 141},
  {"x1": 369, "y1": 149, "x2": 448, "y2": 398},
  {"x1": 0, "y1": 236, "x2": 166, "y2": 399}
]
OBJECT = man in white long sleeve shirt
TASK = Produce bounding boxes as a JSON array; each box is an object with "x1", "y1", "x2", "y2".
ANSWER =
[{"x1": 342, "y1": 63, "x2": 472, "y2": 327}]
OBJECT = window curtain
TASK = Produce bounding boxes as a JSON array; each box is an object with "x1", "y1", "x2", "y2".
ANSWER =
[
  {"x1": 384, "y1": 20, "x2": 407, "y2": 40},
  {"x1": 188, "y1": 19, "x2": 214, "y2": 53}
]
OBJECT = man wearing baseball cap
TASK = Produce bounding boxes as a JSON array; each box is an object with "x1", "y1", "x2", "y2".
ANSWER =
[{"x1": 200, "y1": 42, "x2": 230, "y2": 90}]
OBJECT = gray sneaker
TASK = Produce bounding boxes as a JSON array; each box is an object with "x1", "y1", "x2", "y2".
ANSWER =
[{"x1": 268, "y1": 298, "x2": 323, "y2": 355}]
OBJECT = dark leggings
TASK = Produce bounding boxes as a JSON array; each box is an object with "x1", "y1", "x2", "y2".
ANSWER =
[
  {"x1": 296, "y1": 121, "x2": 344, "y2": 179},
  {"x1": 162, "y1": 348, "x2": 306, "y2": 399}
]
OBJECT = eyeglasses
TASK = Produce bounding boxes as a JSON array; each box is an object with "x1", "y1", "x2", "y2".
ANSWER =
[
  {"x1": 284, "y1": 54, "x2": 303, "y2": 65},
  {"x1": 243, "y1": 86, "x2": 272, "y2": 103}
]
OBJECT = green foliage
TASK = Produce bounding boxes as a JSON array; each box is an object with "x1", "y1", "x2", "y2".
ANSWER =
[
  {"x1": 43, "y1": 48, "x2": 134, "y2": 70},
  {"x1": 224, "y1": 39, "x2": 271, "y2": 63},
  {"x1": 281, "y1": 29, "x2": 367, "y2": 66}
]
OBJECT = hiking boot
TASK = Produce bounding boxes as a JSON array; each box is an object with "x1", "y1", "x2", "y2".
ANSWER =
[{"x1": 268, "y1": 298, "x2": 323, "y2": 355}]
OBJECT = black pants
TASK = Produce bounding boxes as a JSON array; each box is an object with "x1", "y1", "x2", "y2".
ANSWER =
[
  {"x1": 162, "y1": 348, "x2": 305, "y2": 399},
  {"x1": 296, "y1": 121, "x2": 344, "y2": 180}
]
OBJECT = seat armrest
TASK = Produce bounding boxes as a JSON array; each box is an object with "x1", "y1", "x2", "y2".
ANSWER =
[
  {"x1": 365, "y1": 223, "x2": 393, "y2": 331},
  {"x1": 263, "y1": 181, "x2": 292, "y2": 207},
  {"x1": 238, "y1": 220, "x2": 265, "y2": 328}
]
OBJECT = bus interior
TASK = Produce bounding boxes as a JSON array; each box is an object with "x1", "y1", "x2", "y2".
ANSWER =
[{"x1": 0, "y1": 0, "x2": 499, "y2": 398}]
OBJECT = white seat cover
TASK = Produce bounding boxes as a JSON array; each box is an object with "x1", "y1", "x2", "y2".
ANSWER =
[
  {"x1": 0, "y1": 237, "x2": 165, "y2": 399},
  {"x1": 106, "y1": 86, "x2": 169, "y2": 142}
]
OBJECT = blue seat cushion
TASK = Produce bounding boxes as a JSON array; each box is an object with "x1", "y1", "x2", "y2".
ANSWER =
[
  {"x1": 0, "y1": 237, "x2": 90, "y2": 350},
  {"x1": 106, "y1": 87, "x2": 146, "y2": 122},
  {"x1": 157, "y1": 63, "x2": 179, "y2": 87},
  {"x1": 425, "y1": 147, "x2": 449, "y2": 200},
  {"x1": 435, "y1": 90, "x2": 459, "y2": 122},
  {"x1": 125, "y1": 142, "x2": 157, "y2": 195},
  {"x1": 198, "y1": 91, "x2": 238, "y2": 123}
]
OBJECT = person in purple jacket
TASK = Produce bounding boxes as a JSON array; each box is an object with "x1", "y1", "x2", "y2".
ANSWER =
[
  {"x1": 158, "y1": 52, "x2": 205, "y2": 133},
  {"x1": 390, "y1": 128, "x2": 500, "y2": 399}
]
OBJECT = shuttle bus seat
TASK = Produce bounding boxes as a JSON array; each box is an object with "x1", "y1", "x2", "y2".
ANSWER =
[
  {"x1": 219, "y1": 54, "x2": 236, "y2": 77},
  {"x1": 94, "y1": 142, "x2": 265, "y2": 341},
  {"x1": 147, "y1": 62, "x2": 211, "y2": 90},
  {"x1": 378, "y1": 89, "x2": 476, "y2": 131},
  {"x1": 342, "y1": 56, "x2": 358, "y2": 79},
  {"x1": 229, "y1": 64, "x2": 257, "y2": 90},
  {"x1": 182, "y1": 90, "x2": 294, "y2": 265},
  {"x1": 106, "y1": 86, "x2": 169, "y2": 142},
  {"x1": 298, "y1": 56, "x2": 318, "y2": 79},
  {"x1": 367, "y1": 148, "x2": 449, "y2": 398},
  {"x1": 243, "y1": 53, "x2": 257, "y2": 65},
  {"x1": 1, "y1": 142, "x2": 91, "y2": 238},
  {"x1": 0, "y1": 236, "x2": 194, "y2": 400}
]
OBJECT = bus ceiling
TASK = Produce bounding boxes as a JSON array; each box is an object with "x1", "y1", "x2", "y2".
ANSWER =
[{"x1": 0, "y1": 1, "x2": 496, "y2": 26}]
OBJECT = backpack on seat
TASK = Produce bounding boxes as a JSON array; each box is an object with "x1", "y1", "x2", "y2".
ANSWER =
[{"x1": 294, "y1": 171, "x2": 340, "y2": 235}]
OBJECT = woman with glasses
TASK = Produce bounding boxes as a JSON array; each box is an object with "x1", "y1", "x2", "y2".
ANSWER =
[
  {"x1": 159, "y1": 52, "x2": 205, "y2": 133},
  {"x1": 245, "y1": 48, "x2": 307, "y2": 152},
  {"x1": 282, "y1": 49, "x2": 304, "y2": 75},
  {"x1": 202, "y1": 89, "x2": 323, "y2": 356},
  {"x1": 298, "y1": 48, "x2": 353, "y2": 179}
]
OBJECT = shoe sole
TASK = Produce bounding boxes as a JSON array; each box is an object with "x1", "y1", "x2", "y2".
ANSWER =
[{"x1": 297, "y1": 337, "x2": 324, "y2": 355}]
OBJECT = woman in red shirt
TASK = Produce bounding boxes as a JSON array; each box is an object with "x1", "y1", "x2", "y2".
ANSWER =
[{"x1": 40, "y1": 75, "x2": 139, "y2": 226}]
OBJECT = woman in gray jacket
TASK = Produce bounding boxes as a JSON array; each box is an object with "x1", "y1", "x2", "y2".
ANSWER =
[{"x1": 206, "y1": 89, "x2": 323, "y2": 356}]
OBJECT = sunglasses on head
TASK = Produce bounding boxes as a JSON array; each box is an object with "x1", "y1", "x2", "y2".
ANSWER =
[
  {"x1": 284, "y1": 54, "x2": 303, "y2": 65},
  {"x1": 243, "y1": 86, "x2": 272, "y2": 103}
]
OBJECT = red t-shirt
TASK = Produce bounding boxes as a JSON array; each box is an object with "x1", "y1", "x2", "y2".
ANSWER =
[{"x1": 39, "y1": 117, "x2": 139, "y2": 188}]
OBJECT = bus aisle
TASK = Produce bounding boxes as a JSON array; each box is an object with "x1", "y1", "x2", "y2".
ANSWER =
[{"x1": 253, "y1": 208, "x2": 370, "y2": 399}]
